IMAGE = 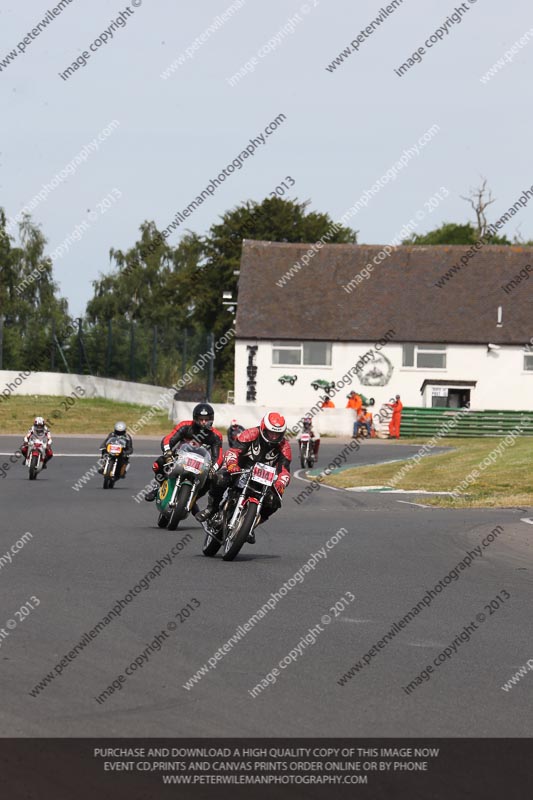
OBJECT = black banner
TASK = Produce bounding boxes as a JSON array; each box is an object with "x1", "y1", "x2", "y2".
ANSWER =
[{"x1": 0, "y1": 738, "x2": 531, "y2": 799}]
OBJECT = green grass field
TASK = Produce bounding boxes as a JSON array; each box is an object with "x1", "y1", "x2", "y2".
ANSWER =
[
  {"x1": 0, "y1": 395, "x2": 171, "y2": 436},
  {"x1": 321, "y1": 437, "x2": 533, "y2": 508}
]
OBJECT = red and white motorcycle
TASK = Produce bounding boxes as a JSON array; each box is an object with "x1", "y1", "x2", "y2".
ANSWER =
[
  {"x1": 298, "y1": 432, "x2": 315, "y2": 469},
  {"x1": 202, "y1": 462, "x2": 279, "y2": 561},
  {"x1": 25, "y1": 435, "x2": 46, "y2": 480}
]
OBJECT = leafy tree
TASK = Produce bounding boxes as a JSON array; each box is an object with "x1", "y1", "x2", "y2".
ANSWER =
[
  {"x1": 403, "y1": 222, "x2": 511, "y2": 246},
  {"x1": 194, "y1": 197, "x2": 357, "y2": 386},
  {"x1": 404, "y1": 182, "x2": 515, "y2": 245},
  {"x1": 0, "y1": 210, "x2": 72, "y2": 370},
  {"x1": 84, "y1": 198, "x2": 356, "y2": 390},
  {"x1": 85, "y1": 223, "x2": 206, "y2": 384}
]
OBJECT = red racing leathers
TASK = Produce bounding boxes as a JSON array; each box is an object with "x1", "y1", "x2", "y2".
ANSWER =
[
  {"x1": 21, "y1": 425, "x2": 53, "y2": 464},
  {"x1": 152, "y1": 420, "x2": 224, "y2": 480},
  {"x1": 202, "y1": 427, "x2": 292, "y2": 521},
  {"x1": 224, "y1": 427, "x2": 291, "y2": 495}
]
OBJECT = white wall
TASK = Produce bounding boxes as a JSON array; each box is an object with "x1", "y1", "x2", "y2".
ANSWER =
[
  {"x1": 0, "y1": 371, "x2": 174, "y2": 408},
  {"x1": 234, "y1": 340, "x2": 533, "y2": 411},
  {"x1": 170, "y1": 400, "x2": 360, "y2": 437}
]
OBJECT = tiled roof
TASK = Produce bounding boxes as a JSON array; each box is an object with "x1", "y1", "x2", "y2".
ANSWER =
[{"x1": 236, "y1": 240, "x2": 533, "y2": 344}]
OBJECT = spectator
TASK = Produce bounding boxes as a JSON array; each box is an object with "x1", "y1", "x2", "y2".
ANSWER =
[
  {"x1": 346, "y1": 391, "x2": 362, "y2": 412},
  {"x1": 354, "y1": 407, "x2": 373, "y2": 439},
  {"x1": 387, "y1": 394, "x2": 403, "y2": 439},
  {"x1": 321, "y1": 396, "x2": 335, "y2": 408}
]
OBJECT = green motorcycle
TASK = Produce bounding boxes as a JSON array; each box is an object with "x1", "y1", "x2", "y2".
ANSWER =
[{"x1": 156, "y1": 443, "x2": 212, "y2": 531}]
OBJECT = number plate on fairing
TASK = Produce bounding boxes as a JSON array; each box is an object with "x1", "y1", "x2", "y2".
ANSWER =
[
  {"x1": 107, "y1": 444, "x2": 123, "y2": 455},
  {"x1": 184, "y1": 455, "x2": 204, "y2": 474},
  {"x1": 252, "y1": 463, "x2": 276, "y2": 486}
]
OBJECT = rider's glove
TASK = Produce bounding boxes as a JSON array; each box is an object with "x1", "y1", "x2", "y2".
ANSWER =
[
  {"x1": 226, "y1": 461, "x2": 239, "y2": 474},
  {"x1": 274, "y1": 478, "x2": 286, "y2": 496}
]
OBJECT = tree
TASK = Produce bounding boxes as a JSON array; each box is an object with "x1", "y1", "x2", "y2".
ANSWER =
[
  {"x1": 403, "y1": 221, "x2": 511, "y2": 246},
  {"x1": 83, "y1": 197, "x2": 356, "y2": 390},
  {"x1": 460, "y1": 178, "x2": 495, "y2": 238},
  {"x1": 193, "y1": 197, "x2": 356, "y2": 385},
  {"x1": 85, "y1": 223, "x2": 206, "y2": 384},
  {"x1": 0, "y1": 210, "x2": 72, "y2": 370},
  {"x1": 403, "y1": 180, "x2": 513, "y2": 245}
]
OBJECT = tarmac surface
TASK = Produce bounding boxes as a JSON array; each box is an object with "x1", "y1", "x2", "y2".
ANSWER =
[{"x1": 0, "y1": 435, "x2": 531, "y2": 736}]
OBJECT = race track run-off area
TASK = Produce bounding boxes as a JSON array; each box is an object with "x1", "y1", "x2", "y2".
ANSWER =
[{"x1": 0, "y1": 436, "x2": 531, "y2": 737}]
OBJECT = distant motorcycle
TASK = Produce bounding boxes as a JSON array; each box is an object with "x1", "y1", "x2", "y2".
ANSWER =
[
  {"x1": 25, "y1": 435, "x2": 46, "y2": 480},
  {"x1": 298, "y1": 432, "x2": 315, "y2": 469},
  {"x1": 202, "y1": 462, "x2": 280, "y2": 561},
  {"x1": 156, "y1": 443, "x2": 212, "y2": 531},
  {"x1": 227, "y1": 423, "x2": 244, "y2": 448},
  {"x1": 101, "y1": 435, "x2": 128, "y2": 489}
]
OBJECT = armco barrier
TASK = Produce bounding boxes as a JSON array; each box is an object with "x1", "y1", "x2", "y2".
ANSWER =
[{"x1": 401, "y1": 407, "x2": 533, "y2": 438}]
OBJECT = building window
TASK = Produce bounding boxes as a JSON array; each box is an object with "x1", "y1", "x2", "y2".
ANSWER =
[
  {"x1": 524, "y1": 353, "x2": 533, "y2": 371},
  {"x1": 402, "y1": 344, "x2": 447, "y2": 369},
  {"x1": 402, "y1": 344, "x2": 415, "y2": 367},
  {"x1": 272, "y1": 342, "x2": 301, "y2": 365},
  {"x1": 303, "y1": 341, "x2": 331, "y2": 365},
  {"x1": 272, "y1": 341, "x2": 332, "y2": 366}
]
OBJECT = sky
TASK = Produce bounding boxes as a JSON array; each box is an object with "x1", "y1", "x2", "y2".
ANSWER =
[{"x1": 1, "y1": 0, "x2": 531, "y2": 316}]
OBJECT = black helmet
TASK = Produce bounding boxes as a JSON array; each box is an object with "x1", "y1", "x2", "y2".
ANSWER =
[{"x1": 192, "y1": 403, "x2": 214, "y2": 429}]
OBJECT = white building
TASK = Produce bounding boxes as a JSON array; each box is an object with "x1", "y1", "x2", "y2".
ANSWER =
[{"x1": 234, "y1": 240, "x2": 533, "y2": 412}]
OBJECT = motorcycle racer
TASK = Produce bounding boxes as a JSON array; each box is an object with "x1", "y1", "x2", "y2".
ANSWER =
[
  {"x1": 98, "y1": 421, "x2": 133, "y2": 477},
  {"x1": 21, "y1": 417, "x2": 53, "y2": 468},
  {"x1": 227, "y1": 418, "x2": 245, "y2": 448},
  {"x1": 298, "y1": 414, "x2": 320, "y2": 460},
  {"x1": 144, "y1": 403, "x2": 223, "y2": 502},
  {"x1": 197, "y1": 411, "x2": 291, "y2": 543}
]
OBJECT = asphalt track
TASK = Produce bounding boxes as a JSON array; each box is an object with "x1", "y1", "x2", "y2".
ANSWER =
[{"x1": 0, "y1": 435, "x2": 531, "y2": 737}]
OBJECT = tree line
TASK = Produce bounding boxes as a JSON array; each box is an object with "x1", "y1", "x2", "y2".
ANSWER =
[{"x1": 0, "y1": 184, "x2": 524, "y2": 398}]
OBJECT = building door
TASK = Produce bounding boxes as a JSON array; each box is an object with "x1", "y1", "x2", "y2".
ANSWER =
[{"x1": 448, "y1": 389, "x2": 470, "y2": 408}]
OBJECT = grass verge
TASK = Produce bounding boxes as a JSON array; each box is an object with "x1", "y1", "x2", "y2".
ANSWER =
[
  {"x1": 320, "y1": 437, "x2": 533, "y2": 508},
  {"x1": 0, "y1": 395, "x2": 170, "y2": 436}
]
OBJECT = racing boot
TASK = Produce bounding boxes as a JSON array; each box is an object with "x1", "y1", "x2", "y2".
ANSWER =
[
  {"x1": 196, "y1": 495, "x2": 219, "y2": 522},
  {"x1": 144, "y1": 474, "x2": 163, "y2": 502}
]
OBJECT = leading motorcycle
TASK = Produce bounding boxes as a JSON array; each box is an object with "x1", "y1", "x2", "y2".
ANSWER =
[
  {"x1": 202, "y1": 462, "x2": 280, "y2": 561},
  {"x1": 156, "y1": 442, "x2": 212, "y2": 531}
]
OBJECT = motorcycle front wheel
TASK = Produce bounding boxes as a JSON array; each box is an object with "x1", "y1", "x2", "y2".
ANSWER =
[
  {"x1": 168, "y1": 483, "x2": 191, "y2": 530},
  {"x1": 202, "y1": 526, "x2": 222, "y2": 557},
  {"x1": 29, "y1": 455, "x2": 39, "y2": 480},
  {"x1": 222, "y1": 502, "x2": 258, "y2": 561}
]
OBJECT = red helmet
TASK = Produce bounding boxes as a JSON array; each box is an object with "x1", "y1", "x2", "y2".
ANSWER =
[{"x1": 260, "y1": 412, "x2": 286, "y2": 444}]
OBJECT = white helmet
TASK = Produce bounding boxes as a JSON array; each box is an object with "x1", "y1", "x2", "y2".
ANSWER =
[
  {"x1": 33, "y1": 416, "x2": 45, "y2": 435},
  {"x1": 259, "y1": 412, "x2": 286, "y2": 444}
]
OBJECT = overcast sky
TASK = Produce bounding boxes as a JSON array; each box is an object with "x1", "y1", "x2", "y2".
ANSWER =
[{"x1": 1, "y1": 0, "x2": 531, "y2": 316}]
